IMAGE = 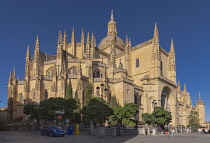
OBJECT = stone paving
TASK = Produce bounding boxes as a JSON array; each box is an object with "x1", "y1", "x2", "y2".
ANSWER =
[{"x1": 0, "y1": 131, "x2": 209, "y2": 143}]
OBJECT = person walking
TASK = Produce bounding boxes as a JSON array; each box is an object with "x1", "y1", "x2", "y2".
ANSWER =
[
  {"x1": 171, "y1": 128, "x2": 175, "y2": 137},
  {"x1": 165, "y1": 128, "x2": 169, "y2": 136},
  {"x1": 198, "y1": 128, "x2": 202, "y2": 134}
]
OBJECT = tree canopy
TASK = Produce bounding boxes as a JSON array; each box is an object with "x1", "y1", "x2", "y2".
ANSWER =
[
  {"x1": 23, "y1": 103, "x2": 41, "y2": 125},
  {"x1": 111, "y1": 103, "x2": 138, "y2": 125},
  {"x1": 142, "y1": 106, "x2": 172, "y2": 126},
  {"x1": 188, "y1": 110, "x2": 200, "y2": 132},
  {"x1": 65, "y1": 80, "x2": 73, "y2": 99},
  {"x1": 81, "y1": 97, "x2": 114, "y2": 125},
  {"x1": 84, "y1": 82, "x2": 92, "y2": 106},
  {"x1": 23, "y1": 97, "x2": 78, "y2": 124}
]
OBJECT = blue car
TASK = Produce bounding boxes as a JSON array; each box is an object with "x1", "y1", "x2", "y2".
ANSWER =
[{"x1": 40, "y1": 126, "x2": 65, "y2": 137}]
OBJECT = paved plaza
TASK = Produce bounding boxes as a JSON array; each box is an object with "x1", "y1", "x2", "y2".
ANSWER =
[{"x1": 0, "y1": 131, "x2": 209, "y2": 143}]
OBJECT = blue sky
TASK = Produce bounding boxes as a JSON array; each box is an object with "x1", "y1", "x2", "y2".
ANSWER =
[{"x1": 0, "y1": 0, "x2": 209, "y2": 121}]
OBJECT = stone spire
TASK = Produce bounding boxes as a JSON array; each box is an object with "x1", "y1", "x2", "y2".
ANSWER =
[
  {"x1": 111, "y1": 10, "x2": 114, "y2": 21},
  {"x1": 80, "y1": 28, "x2": 85, "y2": 55},
  {"x1": 81, "y1": 28, "x2": 84, "y2": 43},
  {"x1": 63, "y1": 30, "x2": 67, "y2": 50},
  {"x1": 34, "y1": 36, "x2": 40, "y2": 62},
  {"x1": 91, "y1": 32, "x2": 95, "y2": 59},
  {"x1": 198, "y1": 92, "x2": 201, "y2": 100},
  {"x1": 85, "y1": 32, "x2": 91, "y2": 59},
  {"x1": 25, "y1": 45, "x2": 31, "y2": 75},
  {"x1": 91, "y1": 32, "x2": 95, "y2": 48},
  {"x1": 184, "y1": 84, "x2": 187, "y2": 92},
  {"x1": 168, "y1": 39, "x2": 176, "y2": 83},
  {"x1": 125, "y1": 35, "x2": 129, "y2": 47},
  {"x1": 71, "y1": 28, "x2": 76, "y2": 57},
  {"x1": 8, "y1": 71, "x2": 12, "y2": 85},
  {"x1": 56, "y1": 31, "x2": 63, "y2": 59},
  {"x1": 152, "y1": 23, "x2": 161, "y2": 61},
  {"x1": 169, "y1": 39, "x2": 175, "y2": 64},
  {"x1": 71, "y1": 28, "x2": 76, "y2": 44},
  {"x1": 107, "y1": 10, "x2": 117, "y2": 36},
  {"x1": 13, "y1": 66, "x2": 16, "y2": 81},
  {"x1": 129, "y1": 38, "x2": 132, "y2": 47}
]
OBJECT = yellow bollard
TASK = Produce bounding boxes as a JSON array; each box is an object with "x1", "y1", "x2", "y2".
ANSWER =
[{"x1": 75, "y1": 124, "x2": 80, "y2": 135}]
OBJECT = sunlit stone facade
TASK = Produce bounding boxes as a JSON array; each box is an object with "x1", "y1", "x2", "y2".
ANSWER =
[{"x1": 7, "y1": 12, "x2": 205, "y2": 127}]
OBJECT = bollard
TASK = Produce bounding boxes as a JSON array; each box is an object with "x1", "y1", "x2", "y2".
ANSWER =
[{"x1": 75, "y1": 124, "x2": 79, "y2": 135}]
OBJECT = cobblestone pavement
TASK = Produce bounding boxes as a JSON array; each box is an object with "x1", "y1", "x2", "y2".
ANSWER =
[{"x1": 0, "y1": 131, "x2": 209, "y2": 143}]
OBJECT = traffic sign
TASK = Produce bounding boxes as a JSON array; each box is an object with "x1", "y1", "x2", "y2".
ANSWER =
[
  {"x1": 58, "y1": 115, "x2": 62, "y2": 120},
  {"x1": 55, "y1": 111, "x2": 65, "y2": 114}
]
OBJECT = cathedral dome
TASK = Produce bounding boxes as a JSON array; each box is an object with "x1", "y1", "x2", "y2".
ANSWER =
[
  {"x1": 99, "y1": 11, "x2": 125, "y2": 49},
  {"x1": 99, "y1": 35, "x2": 125, "y2": 49}
]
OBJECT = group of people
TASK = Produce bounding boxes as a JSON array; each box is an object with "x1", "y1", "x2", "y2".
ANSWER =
[
  {"x1": 165, "y1": 128, "x2": 175, "y2": 137},
  {"x1": 198, "y1": 128, "x2": 209, "y2": 134}
]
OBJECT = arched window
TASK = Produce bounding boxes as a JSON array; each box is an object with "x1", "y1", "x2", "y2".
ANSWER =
[
  {"x1": 96, "y1": 71, "x2": 100, "y2": 78},
  {"x1": 69, "y1": 67, "x2": 77, "y2": 75},
  {"x1": 46, "y1": 67, "x2": 54, "y2": 77},
  {"x1": 45, "y1": 91, "x2": 48, "y2": 100},
  {"x1": 93, "y1": 70, "x2": 102, "y2": 78},
  {"x1": 136, "y1": 58, "x2": 139, "y2": 68},
  {"x1": 134, "y1": 95, "x2": 138, "y2": 104},
  {"x1": 139, "y1": 95, "x2": 142, "y2": 106}
]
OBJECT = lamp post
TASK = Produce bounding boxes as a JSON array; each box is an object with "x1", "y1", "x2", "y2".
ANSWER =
[
  {"x1": 96, "y1": 83, "x2": 107, "y2": 127},
  {"x1": 152, "y1": 99, "x2": 157, "y2": 135}
]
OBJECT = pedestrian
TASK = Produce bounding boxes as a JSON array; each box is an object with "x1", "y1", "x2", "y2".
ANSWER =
[
  {"x1": 198, "y1": 128, "x2": 202, "y2": 134},
  {"x1": 165, "y1": 128, "x2": 169, "y2": 136},
  {"x1": 205, "y1": 128, "x2": 208, "y2": 134},
  {"x1": 186, "y1": 128, "x2": 189, "y2": 133},
  {"x1": 171, "y1": 128, "x2": 175, "y2": 137}
]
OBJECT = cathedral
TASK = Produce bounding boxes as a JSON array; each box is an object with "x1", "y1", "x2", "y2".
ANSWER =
[{"x1": 7, "y1": 11, "x2": 205, "y2": 127}]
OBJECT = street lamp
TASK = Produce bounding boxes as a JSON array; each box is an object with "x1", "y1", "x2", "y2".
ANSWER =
[
  {"x1": 152, "y1": 99, "x2": 157, "y2": 135},
  {"x1": 96, "y1": 83, "x2": 108, "y2": 127}
]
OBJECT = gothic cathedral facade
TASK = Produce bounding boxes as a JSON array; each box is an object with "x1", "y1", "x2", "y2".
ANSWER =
[{"x1": 7, "y1": 12, "x2": 205, "y2": 127}]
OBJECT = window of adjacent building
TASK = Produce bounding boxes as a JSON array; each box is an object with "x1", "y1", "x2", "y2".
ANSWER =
[{"x1": 136, "y1": 58, "x2": 139, "y2": 68}]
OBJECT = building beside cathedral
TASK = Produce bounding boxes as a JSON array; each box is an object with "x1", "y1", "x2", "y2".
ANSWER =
[{"x1": 7, "y1": 12, "x2": 205, "y2": 127}]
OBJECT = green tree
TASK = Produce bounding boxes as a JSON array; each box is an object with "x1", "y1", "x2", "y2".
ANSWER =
[
  {"x1": 84, "y1": 82, "x2": 92, "y2": 106},
  {"x1": 111, "y1": 103, "x2": 138, "y2": 125},
  {"x1": 23, "y1": 103, "x2": 41, "y2": 125},
  {"x1": 109, "y1": 95, "x2": 120, "y2": 126},
  {"x1": 142, "y1": 113, "x2": 152, "y2": 125},
  {"x1": 65, "y1": 80, "x2": 73, "y2": 99},
  {"x1": 81, "y1": 97, "x2": 114, "y2": 125},
  {"x1": 39, "y1": 97, "x2": 78, "y2": 122},
  {"x1": 188, "y1": 110, "x2": 200, "y2": 132},
  {"x1": 142, "y1": 106, "x2": 172, "y2": 126}
]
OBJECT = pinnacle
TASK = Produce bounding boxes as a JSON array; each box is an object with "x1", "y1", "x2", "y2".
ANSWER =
[{"x1": 111, "y1": 10, "x2": 114, "y2": 21}]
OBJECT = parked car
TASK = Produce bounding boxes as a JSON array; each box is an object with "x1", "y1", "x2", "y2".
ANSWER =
[{"x1": 40, "y1": 125, "x2": 65, "y2": 137}]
